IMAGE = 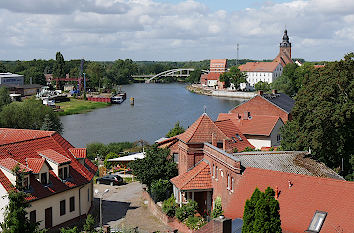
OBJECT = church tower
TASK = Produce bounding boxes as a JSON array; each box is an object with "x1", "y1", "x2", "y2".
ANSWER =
[{"x1": 273, "y1": 29, "x2": 293, "y2": 66}]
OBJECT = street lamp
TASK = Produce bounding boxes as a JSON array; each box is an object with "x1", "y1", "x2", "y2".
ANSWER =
[{"x1": 95, "y1": 188, "x2": 109, "y2": 230}]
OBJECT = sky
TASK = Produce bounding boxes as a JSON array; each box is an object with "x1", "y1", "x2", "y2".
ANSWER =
[{"x1": 0, "y1": 0, "x2": 353, "y2": 61}]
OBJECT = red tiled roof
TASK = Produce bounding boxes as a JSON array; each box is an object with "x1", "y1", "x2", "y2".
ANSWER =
[
  {"x1": 38, "y1": 149, "x2": 71, "y2": 165},
  {"x1": 223, "y1": 167, "x2": 354, "y2": 233},
  {"x1": 217, "y1": 113, "x2": 282, "y2": 136},
  {"x1": 26, "y1": 158, "x2": 46, "y2": 174},
  {"x1": 69, "y1": 148, "x2": 87, "y2": 159},
  {"x1": 239, "y1": 62, "x2": 280, "y2": 72},
  {"x1": 214, "y1": 119, "x2": 254, "y2": 151},
  {"x1": 178, "y1": 113, "x2": 227, "y2": 144},
  {"x1": 314, "y1": 64, "x2": 325, "y2": 68},
  {"x1": 0, "y1": 128, "x2": 97, "y2": 201},
  {"x1": 203, "y1": 72, "x2": 221, "y2": 80},
  {"x1": 0, "y1": 158, "x2": 32, "y2": 173},
  {"x1": 170, "y1": 161, "x2": 212, "y2": 191},
  {"x1": 0, "y1": 128, "x2": 54, "y2": 146},
  {"x1": 0, "y1": 169, "x2": 15, "y2": 192}
]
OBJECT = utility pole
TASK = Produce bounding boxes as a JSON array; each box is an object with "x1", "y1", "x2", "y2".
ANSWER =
[{"x1": 236, "y1": 43, "x2": 239, "y2": 67}]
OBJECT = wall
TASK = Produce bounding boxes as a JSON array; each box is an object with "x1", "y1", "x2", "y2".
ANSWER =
[
  {"x1": 211, "y1": 90, "x2": 256, "y2": 99},
  {"x1": 270, "y1": 119, "x2": 284, "y2": 147},
  {"x1": 203, "y1": 144, "x2": 241, "y2": 209},
  {"x1": 0, "y1": 184, "x2": 9, "y2": 228},
  {"x1": 26, "y1": 181, "x2": 93, "y2": 229},
  {"x1": 0, "y1": 168, "x2": 16, "y2": 186},
  {"x1": 246, "y1": 135, "x2": 271, "y2": 149},
  {"x1": 230, "y1": 95, "x2": 289, "y2": 123}
]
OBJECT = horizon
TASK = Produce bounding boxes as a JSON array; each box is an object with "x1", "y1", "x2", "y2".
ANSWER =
[{"x1": 0, "y1": 0, "x2": 353, "y2": 61}]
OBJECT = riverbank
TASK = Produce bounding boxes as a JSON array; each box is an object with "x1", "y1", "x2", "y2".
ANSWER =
[
  {"x1": 56, "y1": 98, "x2": 111, "y2": 116},
  {"x1": 186, "y1": 84, "x2": 256, "y2": 99}
]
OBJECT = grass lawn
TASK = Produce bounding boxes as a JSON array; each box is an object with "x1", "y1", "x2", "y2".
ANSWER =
[{"x1": 56, "y1": 98, "x2": 111, "y2": 116}]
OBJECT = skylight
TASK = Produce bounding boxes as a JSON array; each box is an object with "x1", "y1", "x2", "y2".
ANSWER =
[
  {"x1": 306, "y1": 211, "x2": 327, "y2": 233},
  {"x1": 236, "y1": 134, "x2": 243, "y2": 141}
]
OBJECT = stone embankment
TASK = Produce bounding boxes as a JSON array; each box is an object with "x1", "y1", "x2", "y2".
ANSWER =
[{"x1": 187, "y1": 84, "x2": 256, "y2": 99}]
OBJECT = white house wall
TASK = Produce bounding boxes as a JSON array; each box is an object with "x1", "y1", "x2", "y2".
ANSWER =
[
  {"x1": 0, "y1": 183, "x2": 9, "y2": 230},
  {"x1": 26, "y1": 181, "x2": 93, "y2": 229},
  {"x1": 270, "y1": 119, "x2": 284, "y2": 147},
  {"x1": 246, "y1": 135, "x2": 272, "y2": 149}
]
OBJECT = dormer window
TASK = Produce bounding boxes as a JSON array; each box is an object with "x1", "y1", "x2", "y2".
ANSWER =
[
  {"x1": 59, "y1": 166, "x2": 69, "y2": 180},
  {"x1": 41, "y1": 172, "x2": 48, "y2": 185},
  {"x1": 23, "y1": 175, "x2": 29, "y2": 190}
]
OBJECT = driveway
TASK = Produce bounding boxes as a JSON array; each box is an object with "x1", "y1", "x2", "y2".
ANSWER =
[{"x1": 94, "y1": 182, "x2": 171, "y2": 232}]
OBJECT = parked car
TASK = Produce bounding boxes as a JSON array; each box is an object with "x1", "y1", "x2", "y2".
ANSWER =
[{"x1": 96, "y1": 175, "x2": 124, "y2": 186}]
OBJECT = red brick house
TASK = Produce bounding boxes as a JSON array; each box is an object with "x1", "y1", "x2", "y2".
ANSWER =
[
  {"x1": 200, "y1": 59, "x2": 227, "y2": 89},
  {"x1": 0, "y1": 128, "x2": 97, "y2": 230},
  {"x1": 161, "y1": 113, "x2": 353, "y2": 232},
  {"x1": 230, "y1": 90, "x2": 295, "y2": 123}
]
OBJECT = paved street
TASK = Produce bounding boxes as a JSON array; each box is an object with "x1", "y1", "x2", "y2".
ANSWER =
[{"x1": 94, "y1": 182, "x2": 171, "y2": 232}]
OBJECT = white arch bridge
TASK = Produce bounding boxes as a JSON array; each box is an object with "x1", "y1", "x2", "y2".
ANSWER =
[{"x1": 134, "y1": 68, "x2": 209, "y2": 83}]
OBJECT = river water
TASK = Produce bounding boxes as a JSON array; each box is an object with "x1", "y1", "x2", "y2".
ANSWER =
[{"x1": 61, "y1": 83, "x2": 244, "y2": 147}]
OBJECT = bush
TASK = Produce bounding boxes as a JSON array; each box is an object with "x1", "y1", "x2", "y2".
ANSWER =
[
  {"x1": 175, "y1": 200, "x2": 198, "y2": 222},
  {"x1": 211, "y1": 196, "x2": 223, "y2": 219},
  {"x1": 162, "y1": 195, "x2": 178, "y2": 217},
  {"x1": 104, "y1": 152, "x2": 120, "y2": 169},
  {"x1": 83, "y1": 214, "x2": 96, "y2": 232},
  {"x1": 150, "y1": 179, "x2": 172, "y2": 202},
  {"x1": 184, "y1": 216, "x2": 206, "y2": 230}
]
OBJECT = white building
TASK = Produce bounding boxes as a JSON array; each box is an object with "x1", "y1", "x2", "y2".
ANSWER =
[
  {"x1": 0, "y1": 128, "x2": 97, "y2": 230},
  {"x1": 239, "y1": 62, "x2": 283, "y2": 87},
  {"x1": 0, "y1": 72, "x2": 24, "y2": 86}
]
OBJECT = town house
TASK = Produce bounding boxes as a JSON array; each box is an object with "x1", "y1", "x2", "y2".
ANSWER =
[{"x1": 0, "y1": 128, "x2": 97, "y2": 230}]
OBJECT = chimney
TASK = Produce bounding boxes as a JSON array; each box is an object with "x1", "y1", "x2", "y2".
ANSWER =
[
  {"x1": 212, "y1": 133, "x2": 217, "y2": 147},
  {"x1": 288, "y1": 180, "x2": 293, "y2": 188},
  {"x1": 223, "y1": 139, "x2": 226, "y2": 151},
  {"x1": 237, "y1": 113, "x2": 241, "y2": 119},
  {"x1": 243, "y1": 111, "x2": 248, "y2": 120},
  {"x1": 258, "y1": 90, "x2": 263, "y2": 95},
  {"x1": 275, "y1": 186, "x2": 279, "y2": 199},
  {"x1": 272, "y1": 89, "x2": 278, "y2": 94}
]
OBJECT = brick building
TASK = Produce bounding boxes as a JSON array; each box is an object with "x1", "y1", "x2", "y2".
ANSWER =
[
  {"x1": 0, "y1": 128, "x2": 97, "y2": 230},
  {"x1": 230, "y1": 90, "x2": 295, "y2": 123},
  {"x1": 200, "y1": 59, "x2": 227, "y2": 89},
  {"x1": 160, "y1": 113, "x2": 353, "y2": 232}
]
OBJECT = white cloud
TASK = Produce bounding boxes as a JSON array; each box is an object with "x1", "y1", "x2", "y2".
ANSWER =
[{"x1": 0, "y1": 0, "x2": 353, "y2": 61}]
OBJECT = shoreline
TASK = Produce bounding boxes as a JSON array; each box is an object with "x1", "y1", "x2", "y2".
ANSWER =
[{"x1": 186, "y1": 84, "x2": 256, "y2": 99}]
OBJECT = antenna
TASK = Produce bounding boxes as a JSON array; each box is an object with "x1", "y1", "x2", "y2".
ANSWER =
[
  {"x1": 236, "y1": 43, "x2": 239, "y2": 66},
  {"x1": 203, "y1": 105, "x2": 207, "y2": 114}
]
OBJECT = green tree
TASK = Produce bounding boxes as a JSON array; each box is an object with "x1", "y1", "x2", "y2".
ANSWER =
[
  {"x1": 23, "y1": 67, "x2": 46, "y2": 85},
  {"x1": 83, "y1": 214, "x2": 96, "y2": 232},
  {"x1": 129, "y1": 145, "x2": 178, "y2": 190},
  {"x1": 242, "y1": 187, "x2": 281, "y2": 233},
  {"x1": 104, "y1": 152, "x2": 120, "y2": 169},
  {"x1": 0, "y1": 86, "x2": 12, "y2": 111},
  {"x1": 254, "y1": 81, "x2": 271, "y2": 92},
  {"x1": 166, "y1": 121, "x2": 185, "y2": 138},
  {"x1": 0, "y1": 62, "x2": 7, "y2": 72},
  {"x1": 281, "y1": 53, "x2": 354, "y2": 179},
  {"x1": 60, "y1": 227, "x2": 78, "y2": 233},
  {"x1": 150, "y1": 179, "x2": 172, "y2": 202},
  {"x1": 1, "y1": 166, "x2": 39, "y2": 233},
  {"x1": 211, "y1": 196, "x2": 223, "y2": 219},
  {"x1": 219, "y1": 66, "x2": 247, "y2": 89},
  {"x1": 186, "y1": 69, "x2": 202, "y2": 83},
  {"x1": 53, "y1": 52, "x2": 66, "y2": 89},
  {"x1": 0, "y1": 98, "x2": 63, "y2": 133},
  {"x1": 86, "y1": 62, "x2": 105, "y2": 89}
]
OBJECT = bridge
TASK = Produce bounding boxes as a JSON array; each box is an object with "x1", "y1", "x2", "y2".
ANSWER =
[{"x1": 139, "y1": 68, "x2": 209, "y2": 83}]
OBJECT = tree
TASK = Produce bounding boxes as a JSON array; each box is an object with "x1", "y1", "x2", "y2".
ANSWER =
[
  {"x1": 83, "y1": 214, "x2": 96, "y2": 232},
  {"x1": 0, "y1": 86, "x2": 12, "y2": 111},
  {"x1": 281, "y1": 53, "x2": 354, "y2": 179},
  {"x1": 242, "y1": 187, "x2": 281, "y2": 233},
  {"x1": 129, "y1": 145, "x2": 178, "y2": 189},
  {"x1": 186, "y1": 69, "x2": 202, "y2": 83},
  {"x1": 150, "y1": 179, "x2": 172, "y2": 202},
  {"x1": 1, "y1": 166, "x2": 39, "y2": 233},
  {"x1": 0, "y1": 62, "x2": 7, "y2": 72},
  {"x1": 219, "y1": 66, "x2": 247, "y2": 89},
  {"x1": 104, "y1": 152, "x2": 120, "y2": 169},
  {"x1": 211, "y1": 196, "x2": 223, "y2": 219},
  {"x1": 254, "y1": 81, "x2": 271, "y2": 92},
  {"x1": 166, "y1": 121, "x2": 185, "y2": 138},
  {"x1": 23, "y1": 67, "x2": 46, "y2": 85},
  {"x1": 0, "y1": 98, "x2": 63, "y2": 133},
  {"x1": 53, "y1": 52, "x2": 66, "y2": 89}
]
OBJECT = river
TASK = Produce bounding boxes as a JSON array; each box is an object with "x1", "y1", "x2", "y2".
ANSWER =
[{"x1": 61, "y1": 83, "x2": 244, "y2": 147}]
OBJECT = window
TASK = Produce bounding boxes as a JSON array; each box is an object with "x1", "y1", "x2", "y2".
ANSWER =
[
  {"x1": 236, "y1": 134, "x2": 243, "y2": 141},
  {"x1": 23, "y1": 176, "x2": 29, "y2": 190},
  {"x1": 173, "y1": 153, "x2": 179, "y2": 164},
  {"x1": 60, "y1": 200, "x2": 66, "y2": 216},
  {"x1": 29, "y1": 210, "x2": 36, "y2": 224},
  {"x1": 59, "y1": 168, "x2": 63, "y2": 180},
  {"x1": 64, "y1": 166, "x2": 68, "y2": 179},
  {"x1": 70, "y1": 196, "x2": 75, "y2": 212},
  {"x1": 227, "y1": 175, "x2": 230, "y2": 190},
  {"x1": 41, "y1": 172, "x2": 47, "y2": 185},
  {"x1": 277, "y1": 134, "x2": 281, "y2": 142},
  {"x1": 231, "y1": 177, "x2": 234, "y2": 191},
  {"x1": 215, "y1": 166, "x2": 218, "y2": 179},
  {"x1": 306, "y1": 211, "x2": 327, "y2": 233},
  {"x1": 232, "y1": 137, "x2": 237, "y2": 143},
  {"x1": 212, "y1": 164, "x2": 215, "y2": 178}
]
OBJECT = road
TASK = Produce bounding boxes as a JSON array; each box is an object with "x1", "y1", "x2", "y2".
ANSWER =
[{"x1": 94, "y1": 181, "x2": 171, "y2": 232}]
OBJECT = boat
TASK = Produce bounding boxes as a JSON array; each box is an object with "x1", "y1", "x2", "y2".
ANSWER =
[{"x1": 111, "y1": 95, "x2": 124, "y2": 104}]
